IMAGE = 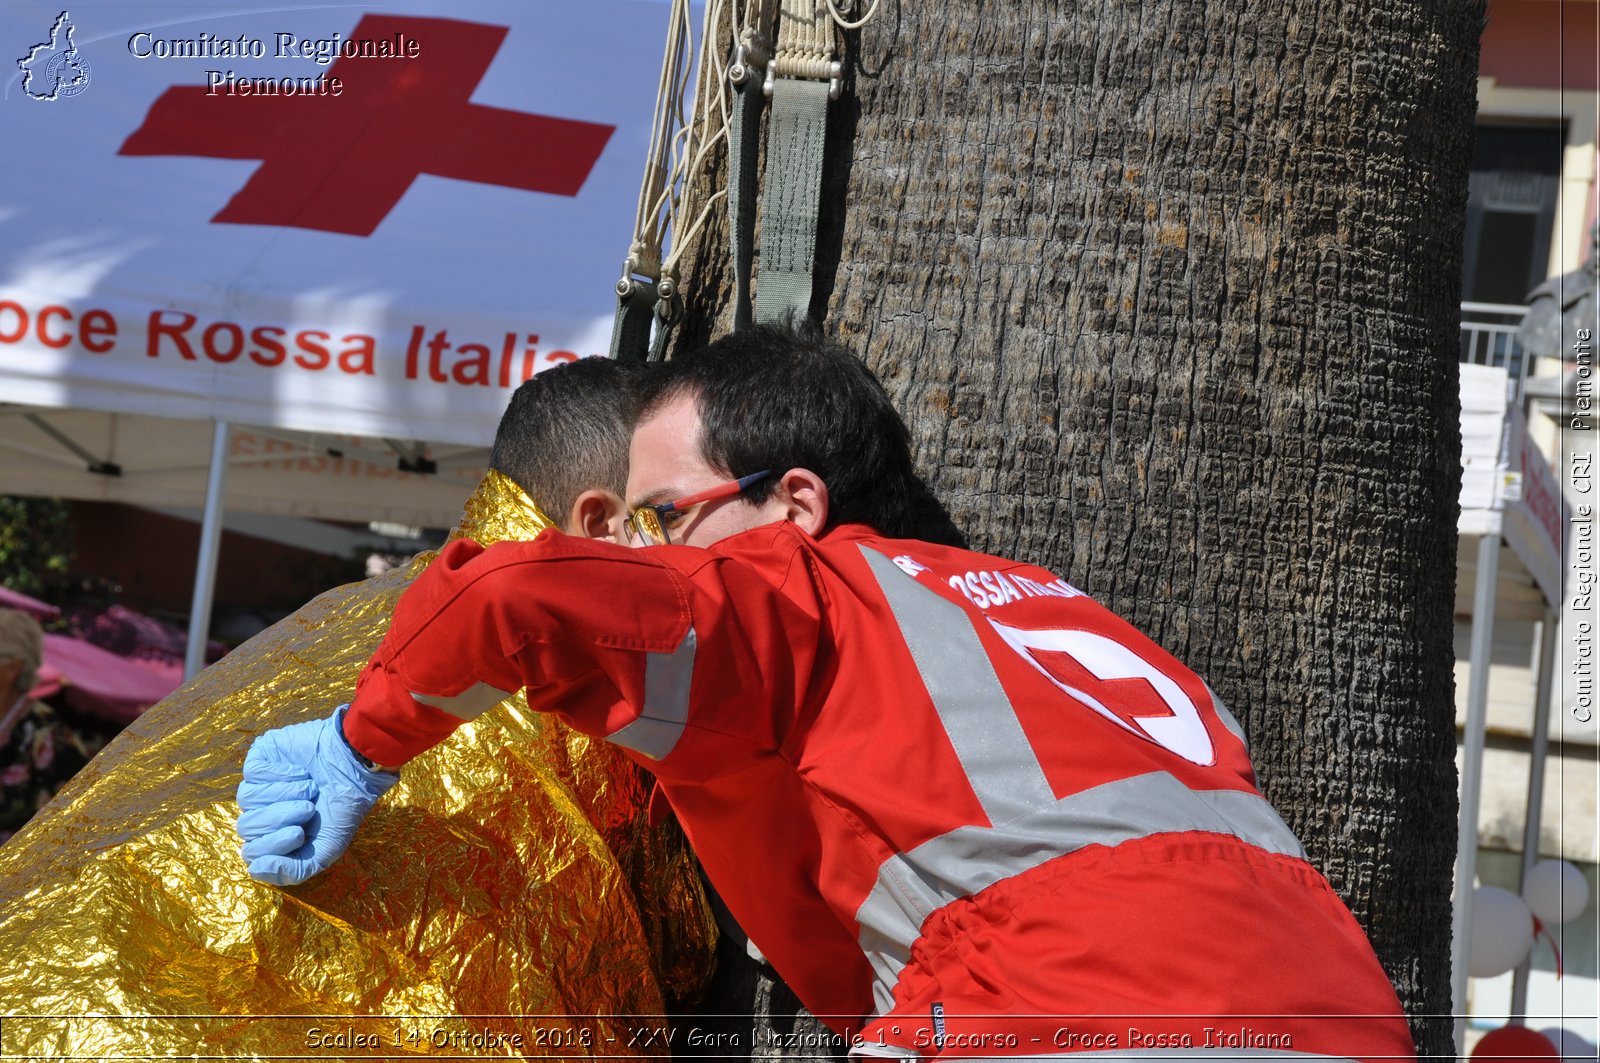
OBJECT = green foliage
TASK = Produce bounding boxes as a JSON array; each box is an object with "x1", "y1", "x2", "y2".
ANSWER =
[{"x1": 0, "y1": 496, "x2": 74, "y2": 598}]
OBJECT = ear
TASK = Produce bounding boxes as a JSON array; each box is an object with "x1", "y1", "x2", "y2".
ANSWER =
[
  {"x1": 565, "y1": 488, "x2": 629, "y2": 542},
  {"x1": 773, "y1": 468, "x2": 829, "y2": 537}
]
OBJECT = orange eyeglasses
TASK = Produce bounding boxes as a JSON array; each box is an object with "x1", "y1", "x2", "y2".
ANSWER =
[{"x1": 624, "y1": 470, "x2": 772, "y2": 545}]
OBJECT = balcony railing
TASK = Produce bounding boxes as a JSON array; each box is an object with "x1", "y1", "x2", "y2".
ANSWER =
[{"x1": 1460, "y1": 301, "x2": 1530, "y2": 396}]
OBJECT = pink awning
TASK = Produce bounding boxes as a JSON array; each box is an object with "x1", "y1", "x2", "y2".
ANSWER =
[
  {"x1": 0, "y1": 587, "x2": 60, "y2": 622},
  {"x1": 33, "y1": 634, "x2": 182, "y2": 725}
]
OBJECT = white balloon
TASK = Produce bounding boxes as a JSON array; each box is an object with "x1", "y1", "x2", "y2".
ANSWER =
[
  {"x1": 1538, "y1": 1027, "x2": 1597, "y2": 1063},
  {"x1": 1523, "y1": 860, "x2": 1591, "y2": 925},
  {"x1": 1469, "y1": 885, "x2": 1534, "y2": 977}
]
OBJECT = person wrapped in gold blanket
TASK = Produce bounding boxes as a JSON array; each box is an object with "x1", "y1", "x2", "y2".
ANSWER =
[{"x1": 0, "y1": 358, "x2": 714, "y2": 1059}]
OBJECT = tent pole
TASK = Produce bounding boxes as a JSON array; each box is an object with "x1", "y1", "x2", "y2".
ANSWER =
[
  {"x1": 1509, "y1": 610, "x2": 1558, "y2": 1017},
  {"x1": 184, "y1": 421, "x2": 231, "y2": 680},
  {"x1": 1453, "y1": 531, "x2": 1501, "y2": 1053}
]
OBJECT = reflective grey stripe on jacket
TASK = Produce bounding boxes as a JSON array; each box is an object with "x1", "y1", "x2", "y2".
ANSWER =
[
  {"x1": 608, "y1": 627, "x2": 697, "y2": 760},
  {"x1": 855, "y1": 772, "x2": 1306, "y2": 1014},
  {"x1": 856, "y1": 548, "x2": 1305, "y2": 1015}
]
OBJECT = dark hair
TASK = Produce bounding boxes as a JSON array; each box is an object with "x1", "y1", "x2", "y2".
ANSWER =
[
  {"x1": 634, "y1": 324, "x2": 964, "y2": 545},
  {"x1": 489, "y1": 357, "x2": 638, "y2": 520}
]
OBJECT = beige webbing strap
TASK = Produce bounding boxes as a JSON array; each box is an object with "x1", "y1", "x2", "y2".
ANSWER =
[
  {"x1": 772, "y1": 0, "x2": 836, "y2": 83},
  {"x1": 754, "y1": 0, "x2": 837, "y2": 324}
]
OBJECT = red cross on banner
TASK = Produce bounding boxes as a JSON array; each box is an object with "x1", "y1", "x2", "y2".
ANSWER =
[{"x1": 118, "y1": 15, "x2": 615, "y2": 236}]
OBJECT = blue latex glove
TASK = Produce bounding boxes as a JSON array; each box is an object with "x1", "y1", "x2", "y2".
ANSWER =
[{"x1": 235, "y1": 706, "x2": 398, "y2": 886}]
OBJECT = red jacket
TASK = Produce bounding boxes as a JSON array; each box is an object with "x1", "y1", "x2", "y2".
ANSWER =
[{"x1": 345, "y1": 522, "x2": 1415, "y2": 1061}]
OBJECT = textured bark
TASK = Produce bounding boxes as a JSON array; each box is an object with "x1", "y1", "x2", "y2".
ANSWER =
[{"x1": 674, "y1": 2, "x2": 1481, "y2": 1057}]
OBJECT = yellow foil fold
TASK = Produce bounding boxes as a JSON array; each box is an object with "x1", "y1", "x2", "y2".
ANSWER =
[{"x1": 0, "y1": 469, "x2": 714, "y2": 1059}]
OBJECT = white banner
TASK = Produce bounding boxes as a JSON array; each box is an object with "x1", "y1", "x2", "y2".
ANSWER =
[{"x1": 0, "y1": 1, "x2": 668, "y2": 446}]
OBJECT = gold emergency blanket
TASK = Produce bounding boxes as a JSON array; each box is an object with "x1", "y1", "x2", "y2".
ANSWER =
[{"x1": 0, "y1": 470, "x2": 715, "y2": 1059}]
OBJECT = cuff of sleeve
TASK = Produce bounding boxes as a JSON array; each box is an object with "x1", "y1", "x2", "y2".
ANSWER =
[
  {"x1": 334, "y1": 705, "x2": 383, "y2": 772},
  {"x1": 344, "y1": 661, "x2": 467, "y2": 768}
]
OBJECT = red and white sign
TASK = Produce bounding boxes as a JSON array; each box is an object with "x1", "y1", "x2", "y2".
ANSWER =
[{"x1": 0, "y1": 2, "x2": 668, "y2": 446}]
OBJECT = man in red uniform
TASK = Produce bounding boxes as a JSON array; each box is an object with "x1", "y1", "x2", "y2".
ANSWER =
[{"x1": 239, "y1": 326, "x2": 1416, "y2": 1061}]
